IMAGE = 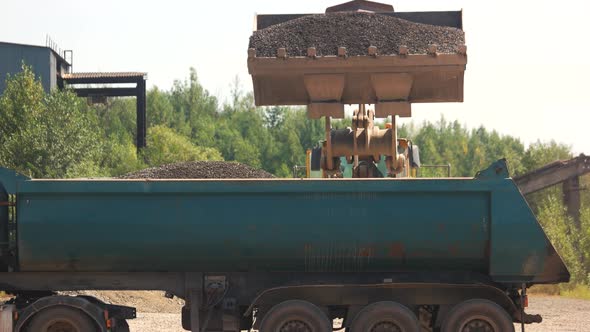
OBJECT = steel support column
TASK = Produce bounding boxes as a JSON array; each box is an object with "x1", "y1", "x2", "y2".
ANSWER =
[
  {"x1": 563, "y1": 176, "x2": 581, "y2": 228},
  {"x1": 136, "y1": 78, "x2": 147, "y2": 149}
]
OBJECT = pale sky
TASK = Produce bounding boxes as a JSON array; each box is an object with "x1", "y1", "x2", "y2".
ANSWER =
[{"x1": 2, "y1": 0, "x2": 589, "y2": 154}]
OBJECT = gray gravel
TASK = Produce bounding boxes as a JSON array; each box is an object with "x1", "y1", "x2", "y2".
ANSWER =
[
  {"x1": 127, "y1": 296, "x2": 590, "y2": 332},
  {"x1": 249, "y1": 12, "x2": 465, "y2": 57},
  {"x1": 119, "y1": 161, "x2": 274, "y2": 179}
]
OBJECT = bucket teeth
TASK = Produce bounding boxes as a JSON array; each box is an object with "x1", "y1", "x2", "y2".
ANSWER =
[
  {"x1": 458, "y1": 45, "x2": 467, "y2": 56},
  {"x1": 277, "y1": 48, "x2": 287, "y2": 59},
  {"x1": 428, "y1": 44, "x2": 438, "y2": 56},
  {"x1": 398, "y1": 45, "x2": 408, "y2": 56},
  {"x1": 368, "y1": 46, "x2": 378, "y2": 57},
  {"x1": 338, "y1": 47, "x2": 347, "y2": 58}
]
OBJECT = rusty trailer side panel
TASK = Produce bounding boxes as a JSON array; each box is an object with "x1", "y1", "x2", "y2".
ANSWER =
[{"x1": 7, "y1": 161, "x2": 569, "y2": 285}]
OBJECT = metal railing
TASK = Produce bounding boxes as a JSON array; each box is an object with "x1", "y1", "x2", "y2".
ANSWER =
[{"x1": 417, "y1": 164, "x2": 452, "y2": 177}]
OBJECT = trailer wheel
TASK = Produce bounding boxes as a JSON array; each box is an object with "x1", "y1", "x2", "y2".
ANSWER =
[
  {"x1": 26, "y1": 305, "x2": 97, "y2": 332},
  {"x1": 112, "y1": 318, "x2": 130, "y2": 332},
  {"x1": 441, "y1": 299, "x2": 514, "y2": 332},
  {"x1": 259, "y1": 300, "x2": 331, "y2": 332},
  {"x1": 349, "y1": 301, "x2": 419, "y2": 332}
]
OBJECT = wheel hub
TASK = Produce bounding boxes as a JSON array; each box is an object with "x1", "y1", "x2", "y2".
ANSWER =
[
  {"x1": 461, "y1": 319, "x2": 495, "y2": 332},
  {"x1": 370, "y1": 321, "x2": 402, "y2": 332},
  {"x1": 280, "y1": 320, "x2": 312, "y2": 332}
]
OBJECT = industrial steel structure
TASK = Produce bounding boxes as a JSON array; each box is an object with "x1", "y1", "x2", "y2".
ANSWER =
[
  {"x1": 515, "y1": 154, "x2": 590, "y2": 225},
  {"x1": 0, "y1": 41, "x2": 147, "y2": 149},
  {"x1": 62, "y1": 72, "x2": 148, "y2": 149}
]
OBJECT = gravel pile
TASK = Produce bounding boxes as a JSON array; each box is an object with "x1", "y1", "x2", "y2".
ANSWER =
[
  {"x1": 249, "y1": 12, "x2": 465, "y2": 57},
  {"x1": 119, "y1": 161, "x2": 275, "y2": 179}
]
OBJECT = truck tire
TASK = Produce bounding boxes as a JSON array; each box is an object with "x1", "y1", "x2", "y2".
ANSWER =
[
  {"x1": 259, "y1": 300, "x2": 331, "y2": 332},
  {"x1": 349, "y1": 301, "x2": 419, "y2": 332},
  {"x1": 441, "y1": 299, "x2": 514, "y2": 332},
  {"x1": 112, "y1": 318, "x2": 130, "y2": 332},
  {"x1": 27, "y1": 305, "x2": 97, "y2": 332}
]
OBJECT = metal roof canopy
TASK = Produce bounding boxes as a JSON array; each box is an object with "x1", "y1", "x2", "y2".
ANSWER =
[{"x1": 62, "y1": 72, "x2": 147, "y2": 149}]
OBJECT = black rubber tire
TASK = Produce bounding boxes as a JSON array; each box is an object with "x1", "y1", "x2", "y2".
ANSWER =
[
  {"x1": 27, "y1": 306, "x2": 97, "y2": 332},
  {"x1": 259, "y1": 300, "x2": 332, "y2": 332},
  {"x1": 113, "y1": 318, "x2": 130, "y2": 332},
  {"x1": 441, "y1": 299, "x2": 514, "y2": 332},
  {"x1": 349, "y1": 301, "x2": 420, "y2": 332}
]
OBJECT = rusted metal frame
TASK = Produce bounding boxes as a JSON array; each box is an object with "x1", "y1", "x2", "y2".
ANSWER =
[
  {"x1": 514, "y1": 154, "x2": 590, "y2": 195},
  {"x1": 563, "y1": 176, "x2": 582, "y2": 228}
]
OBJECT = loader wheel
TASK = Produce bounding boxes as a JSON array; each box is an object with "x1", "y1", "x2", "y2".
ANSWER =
[
  {"x1": 259, "y1": 300, "x2": 332, "y2": 332},
  {"x1": 27, "y1": 306, "x2": 96, "y2": 332},
  {"x1": 349, "y1": 301, "x2": 419, "y2": 332},
  {"x1": 441, "y1": 299, "x2": 514, "y2": 332}
]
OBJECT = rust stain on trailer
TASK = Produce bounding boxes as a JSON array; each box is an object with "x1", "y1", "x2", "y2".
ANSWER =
[
  {"x1": 389, "y1": 242, "x2": 405, "y2": 259},
  {"x1": 358, "y1": 246, "x2": 374, "y2": 258},
  {"x1": 448, "y1": 243, "x2": 460, "y2": 256}
]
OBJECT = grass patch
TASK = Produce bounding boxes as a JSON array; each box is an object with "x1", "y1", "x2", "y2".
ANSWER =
[
  {"x1": 529, "y1": 284, "x2": 590, "y2": 300},
  {"x1": 560, "y1": 284, "x2": 590, "y2": 300},
  {"x1": 529, "y1": 284, "x2": 560, "y2": 296}
]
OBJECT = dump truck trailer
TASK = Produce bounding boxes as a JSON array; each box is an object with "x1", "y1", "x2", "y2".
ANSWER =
[{"x1": 0, "y1": 160, "x2": 569, "y2": 331}]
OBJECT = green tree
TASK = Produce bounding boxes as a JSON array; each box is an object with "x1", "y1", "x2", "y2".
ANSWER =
[
  {"x1": 169, "y1": 68, "x2": 218, "y2": 147},
  {"x1": 537, "y1": 197, "x2": 590, "y2": 285},
  {"x1": 0, "y1": 65, "x2": 102, "y2": 178},
  {"x1": 147, "y1": 87, "x2": 174, "y2": 127},
  {"x1": 141, "y1": 125, "x2": 222, "y2": 167}
]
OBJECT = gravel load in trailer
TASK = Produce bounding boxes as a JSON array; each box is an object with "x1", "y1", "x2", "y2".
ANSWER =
[
  {"x1": 249, "y1": 12, "x2": 465, "y2": 57},
  {"x1": 119, "y1": 161, "x2": 275, "y2": 179}
]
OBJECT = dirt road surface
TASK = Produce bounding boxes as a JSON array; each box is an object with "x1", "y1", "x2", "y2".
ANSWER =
[{"x1": 126, "y1": 295, "x2": 590, "y2": 332}]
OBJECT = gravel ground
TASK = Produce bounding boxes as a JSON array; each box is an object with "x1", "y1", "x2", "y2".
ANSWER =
[
  {"x1": 119, "y1": 161, "x2": 274, "y2": 179},
  {"x1": 249, "y1": 12, "x2": 465, "y2": 57},
  {"x1": 127, "y1": 296, "x2": 590, "y2": 332}
]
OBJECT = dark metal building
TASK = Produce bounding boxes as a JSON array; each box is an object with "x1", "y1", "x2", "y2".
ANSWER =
[
  {"x1": 0, "y1": 41, "x2": 147, "y2": 149},
  {"x1": 0, "y1": 41, "x2": 70, "y2": 93}
]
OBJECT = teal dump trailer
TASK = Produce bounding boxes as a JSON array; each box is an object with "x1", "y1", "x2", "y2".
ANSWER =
[{"x1": 0, "y1": 160, "x2": 569, "y2": 332}]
